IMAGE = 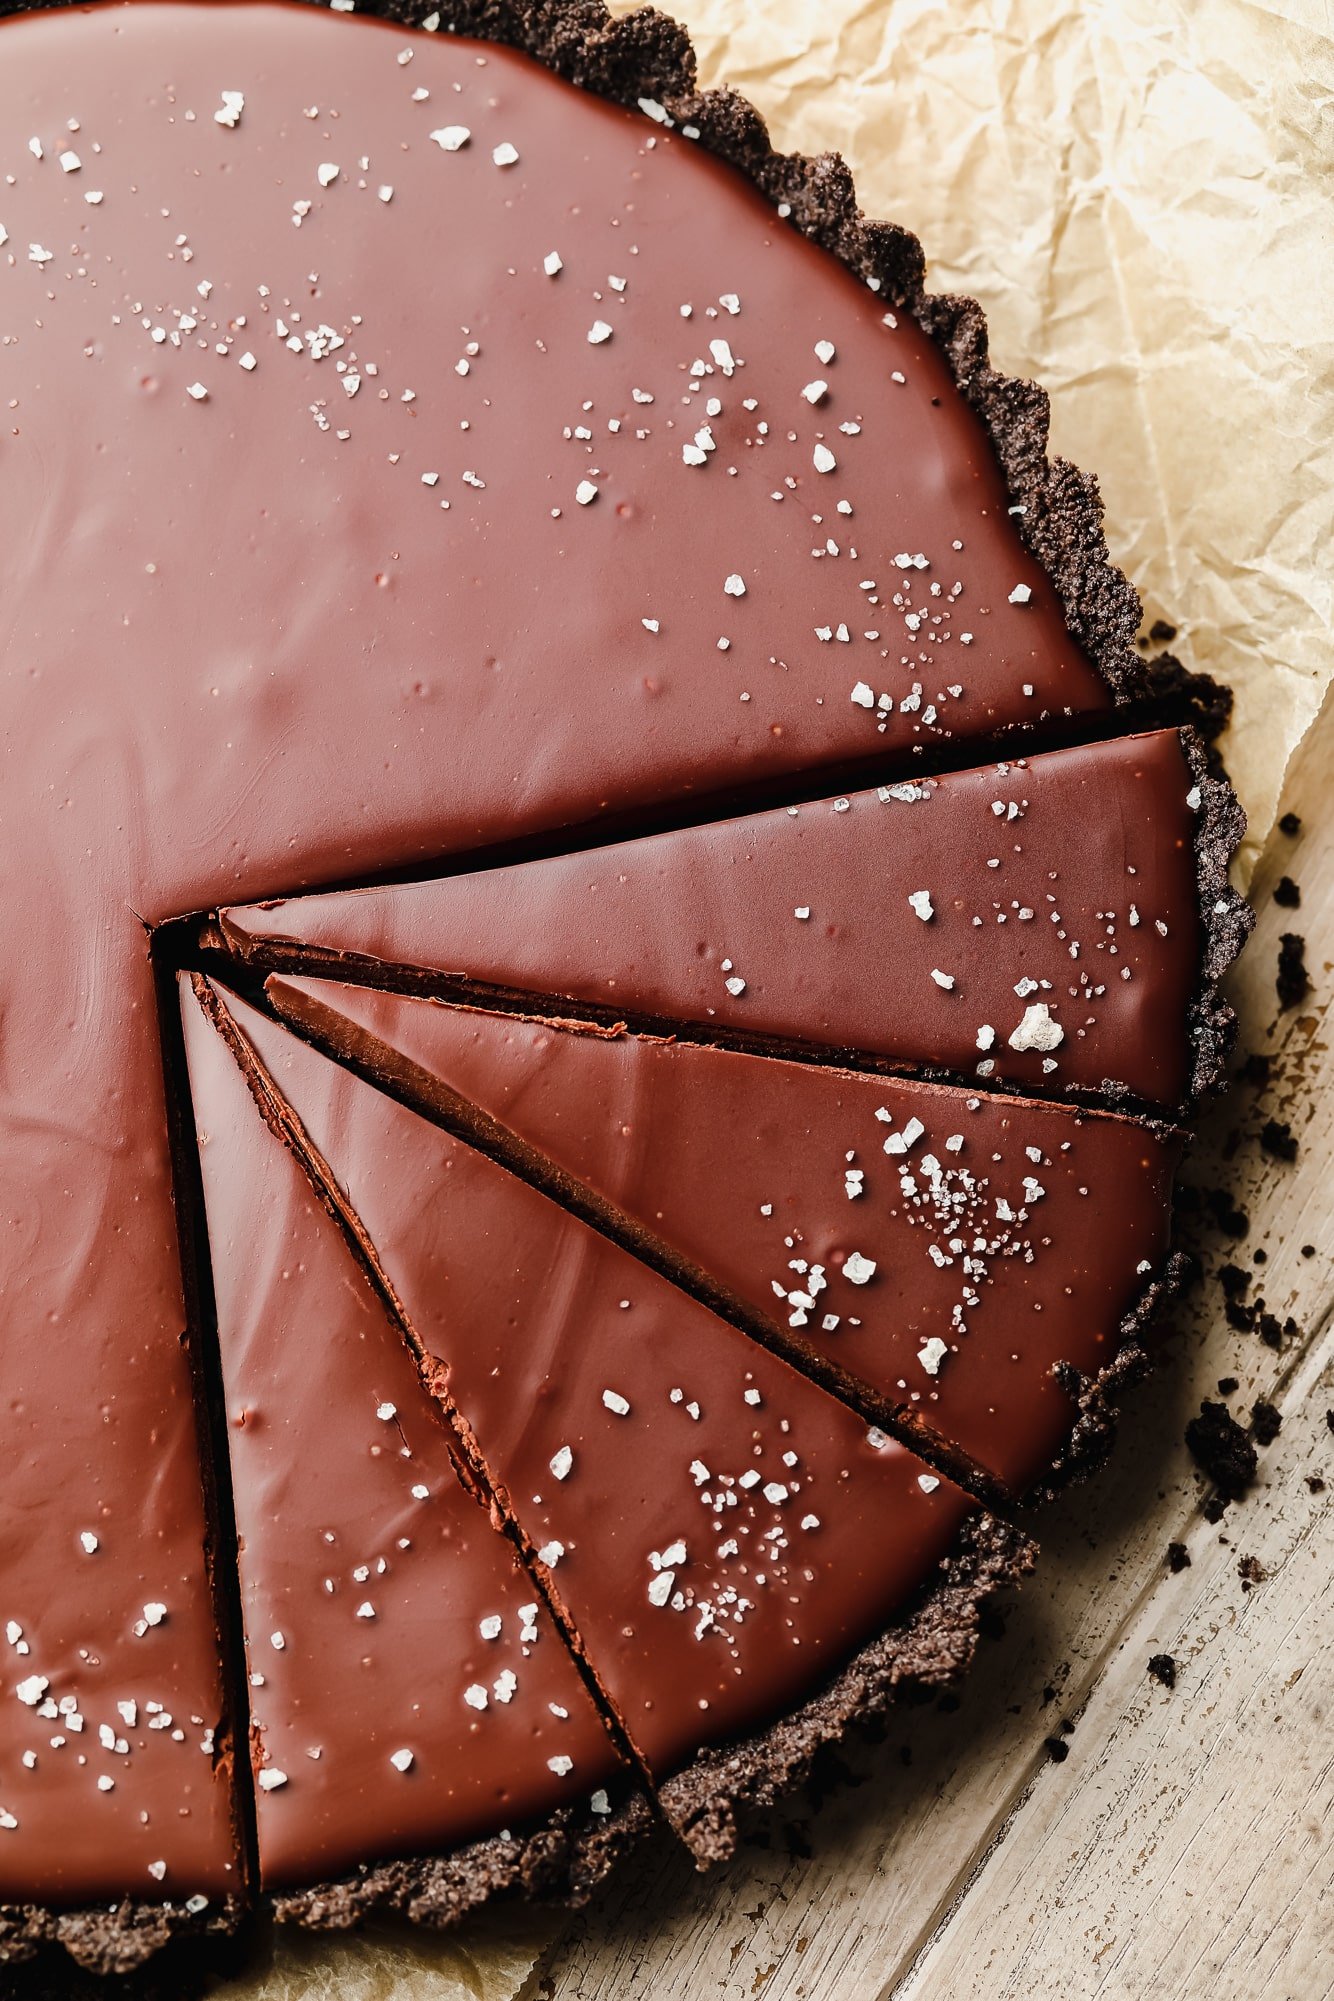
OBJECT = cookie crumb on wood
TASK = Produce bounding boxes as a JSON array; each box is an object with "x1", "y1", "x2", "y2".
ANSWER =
[
  {"x1": 1277, "y1": 932, "x2": 1309, "y2": 1011},
  {"x1": 1259, "y1": 1118, "x2": 1298, "y2": 1162},
  {"x1": 1185, "y1": 1399, "x2": 1258, "y2": 1501}
]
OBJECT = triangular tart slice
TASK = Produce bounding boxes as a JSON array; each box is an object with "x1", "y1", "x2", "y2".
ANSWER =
[
  {"x1": 179, "y1": 976, "x2": 645, "y2": 1920},
  {"x1": 198, "y1": 982, "x2": 1033, "y2": 1861},
  {"x1": 220, "y1": 728, "x2": 1248, "y2": 1111},
  {"x1": 264, "y1": 975, "x2": 1186, "y2": 1499}
]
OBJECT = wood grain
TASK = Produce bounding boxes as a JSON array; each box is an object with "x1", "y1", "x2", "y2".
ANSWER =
[{"x1": 528, "y1": 704, "x2": 1334, "y2": 2001}]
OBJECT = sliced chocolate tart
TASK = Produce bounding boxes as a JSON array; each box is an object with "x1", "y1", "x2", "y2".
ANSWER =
[
  {"x1": 259, "y1": 974, "x2": 1187, "y2": 1498},
  {"x1": 198, "y1": 979, "x2": 1035, "y2": 1861},
  {"x1": 0, "y1": 0, "x2": 1247, "y2": 1970},
  {"x1": 219, "y1": 727, "x2": 1247, "y2": 1113},
  {"x1": 179, "y1": 975, "x2": 648, "y2": 1923}
]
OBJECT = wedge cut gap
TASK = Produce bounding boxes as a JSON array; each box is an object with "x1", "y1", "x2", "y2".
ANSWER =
[
  {"x1": 192, "y1": 981, "x2": 1035, "y2": 1864},
  {"x1": 179, "y1": 975, "x2": 648, "y2": 1923},
  {"x1": 264, "y1": 974, "x2": 1189, "y2": 1501},
  {"x1": 218, "y1": 729, "x2": 1250, "y2": 1117},
  {"x1": 248, "y1": 966, "x2": 1001, "y2": 1501}
]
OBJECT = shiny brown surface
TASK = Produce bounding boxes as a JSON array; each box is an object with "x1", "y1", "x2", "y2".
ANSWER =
[
  {"x1": 226, "y1": 730, "x2": 1203, "y2": 1107},
  {"x1": 0, "y1": 0, "x2": 1128, "y2": 1906},
  {"x1": 270, "y1": 977, "x2": 1181, "y2": 1495},
  {"x1": 219, "y1": 988, "x2": 978, "y2": 1786},
  {"x1": 181, "y1": 978, "x2": 625, "y2": 1890}
]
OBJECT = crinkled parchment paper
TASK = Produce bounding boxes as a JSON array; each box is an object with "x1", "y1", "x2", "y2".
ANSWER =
[
  {"x1": 215, "y1": 2, "x2": 1331, "y2": 1993},
  {"x1": 214, "y1": 1906, "x2": 561, "y2": 2001}
]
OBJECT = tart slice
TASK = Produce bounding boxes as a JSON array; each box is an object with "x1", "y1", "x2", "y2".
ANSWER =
[
  {"x1": 219, "y1": 728, "x2": 1248, "y2": 1112},
  {"x1": 179, "y1": 976, "x2": 645, "y2": 1925},
  {"x1": 197, "y1": 980, "x2": 1034, "y2": 1862},
  {"x1": 262, "y1": 975, "x2": 1186, "y2": 1498}
]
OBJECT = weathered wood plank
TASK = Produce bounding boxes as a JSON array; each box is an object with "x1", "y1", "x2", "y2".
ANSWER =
[
  {"x1": 897, "y1": 1324, "x2": 1334, "y2": 2001},
  {"x1": 531, "y1": 706, "x2": 1334, "y2": 2000}
]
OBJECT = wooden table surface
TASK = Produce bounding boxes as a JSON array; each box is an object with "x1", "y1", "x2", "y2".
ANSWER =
[{"x1": 526, "y1": 703, "x2": 1334, "y2": 2000}]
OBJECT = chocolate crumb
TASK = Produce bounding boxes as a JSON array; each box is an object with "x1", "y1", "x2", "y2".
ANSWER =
[
  {"x1": 1166, "y1": 1541, "x2": 1191, "y2": 1572},
  {"x1": 1043, "y1": 1736, "x2": 1069, "y2": 1764},
  {"x1": 1253, "y1": 1247, "x2": 1267, "y2": 1264},
  {"x1": 1273, "y1": 874, "x2": 1301, "y2": 908},
  {"x1": 1258, "y1": 1312, "x2": 1284, "y2": 1350},
  {"x1": 1206, "y1": 1187, "x2": 1250, "y2": 1239},
  {"x1": 1250, "y1": 1400, "x2": 1282, "y2": 1447},
  {"x1": 1278, "y1": 811, "x2": 1302, "y2": 837},
  {"x1": 1147, "y1": 1653, "x2": 1176, "y2": 1689},
  {"x1": 1185, "y1": 1399, "x2": 1258, "y2": 1501},
  {"x1": 1239, "y1": 1052, "x2": 1271, "y2": 1087},
  {"x1": 1238, "y1": 1554, "x2": 1266, "y2": 1591},
  {"x1": 1216, "y1": 1376, "x2": 1239, "y2": 1396},
  {"x1": 1308, "y1": 1477, "x2": 1326, "y2": 1494},
  {"x1": 1277, "y1": 933, "x2": 1309, "y2": 1011},
  {"x1": 1301, "y1": 1244, "x2": 1316, "y2": 1259},
  {"x1": 1148, "y1": 618, "x2": 1178, "y2": 644},
  {"x1": 1259, "y1": 1118, "x2": 1298, "y2": 1162},
  {"x1": 1202, "y1": 1495, "x2": 1227, "y2": 1524},
  {"x1": 1217, "y1": 1263, "x2": 1250, "y2": 1300}
]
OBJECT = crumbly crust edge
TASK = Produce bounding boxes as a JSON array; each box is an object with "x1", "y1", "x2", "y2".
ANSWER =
[
  {"x1": 267, "y1": 1791, "x2": 652, "y2": 1932},
  {"x1": 657, "y1": 1512, "x2": 1036, "y2": 1861}
]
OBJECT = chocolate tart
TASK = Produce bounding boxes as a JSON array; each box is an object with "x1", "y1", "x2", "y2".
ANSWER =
[{"x1": 0, "y1": 0, "x2": 1248, "y2": 1976}]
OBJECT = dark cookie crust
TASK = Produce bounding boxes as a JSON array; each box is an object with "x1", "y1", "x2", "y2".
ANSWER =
[
  {"x1": 1179, "y1": 728, "x2": 1254, "y2": 1104},
  {"x1": 270, "y1": 1793, "x2": 652, "y2": 1931},
  {"x1": 0, "y1": 1895, "x2": 243, "y2": 1984},
  {"x1": 659, "y1": 1513, "x2": 1035, "y2": 1861},
  {"x1": 1037, "y1": 1249, "x2": 1193, "y2": 1503}
]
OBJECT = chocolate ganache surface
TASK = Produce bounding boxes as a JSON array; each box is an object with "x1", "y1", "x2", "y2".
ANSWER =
[
  {"x1": 263, "y1": 975, "x2": 1183, "y2": 1496},
  {"x1": 0, "y1": 0, "x2": 1245, "y2": 1964}
]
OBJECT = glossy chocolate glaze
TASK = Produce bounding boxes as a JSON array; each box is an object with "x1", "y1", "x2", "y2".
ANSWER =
[
  {"x1": 216, "y1": 987, "x2": 979, "y2": 1791},
  {"x1": 0, "y1": 0, "x2": 1118, "y2": 1911},
  {"x1": 268, "y1": 976, "x2": 1182, "y2": 1495},
  {"x1": 0, "y1": 956, "x2": 236, "y2": 1911},
  {"x1": 225, "y1": 730, "x2": 1205, "y2": 1108},
  {"x1": 180, "y1": 977, "x2": 625, "y2": 1891}
]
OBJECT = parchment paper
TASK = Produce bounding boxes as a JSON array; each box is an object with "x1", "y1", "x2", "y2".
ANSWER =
[
  {"x1": 214, "y1": 1905, "x2": 561, "y2": 2001},
  {"x1": 215, "y1": 2, "x2": 1332, "y2": 1993}
]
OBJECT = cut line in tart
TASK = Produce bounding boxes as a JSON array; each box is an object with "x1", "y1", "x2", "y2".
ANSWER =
[
  {"x1": 220, "y1": 727, "x2": 1247, "y2": 1114},
  {"x1": 0, "y1": 0, "x2": 1250, "y2": 1979},
  {"x1": 180, "y1": 974, "x2": 649, "y2": 1921},
  {"x1": 259, "y1": 971, "x2": 1188, "y2": 1499}
]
